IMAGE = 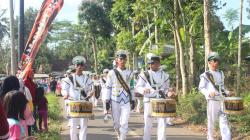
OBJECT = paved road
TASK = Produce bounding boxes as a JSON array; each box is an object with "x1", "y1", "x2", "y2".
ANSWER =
[{"x1": 60, "y1": 98, "x2": 206, "y2": 140}]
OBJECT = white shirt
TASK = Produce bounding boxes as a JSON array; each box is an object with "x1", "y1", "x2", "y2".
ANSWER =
[
  {"x1": 199, "y1": 70, "x2": 228, "y2": 100},
  {"x1": 61, "y1": 73, "x2": 93, "y2": 100},
  {"x1": 105, "y1": 68, "x2": 134, "y2": 104},
  {"x1": 135, "y1": 69, "x2": 170, "y2": 102}
]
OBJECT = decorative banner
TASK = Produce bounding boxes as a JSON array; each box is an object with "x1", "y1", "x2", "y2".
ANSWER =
[{"x1": 19, "y1": 0, "x2": 64, "y2": 78}]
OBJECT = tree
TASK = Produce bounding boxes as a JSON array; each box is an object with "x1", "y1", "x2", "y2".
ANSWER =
[
  {"x1": 0, "y1": 9, "x2": 9, "y2": 41},
  {"x1": 237, "y1": 0, "x2": 243, "y2": 95},
  {"x1": 246, "y1": 0, "x2": 250, "y2": 19},
  {"x1": 78, "y1": 1, "x2": 113, "y2": 74},
  {"x1": 204, "y1": 0, "x2": 212, "y2": 71},
  {"x1": 223, "y1": 8, "x2": 239, "y2": 30}
]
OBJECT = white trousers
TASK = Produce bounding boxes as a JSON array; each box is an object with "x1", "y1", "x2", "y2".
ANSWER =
[
  {"x1": 91, "y1": 96, "x2": 98, "y2": 107},
  {"x1": 70, "y1": 118, "x2": 88, "y2": 140},
  {"x1": 143, "y1": 102, "x2": 166, "y2": 140},
  {"x1": 111, "y1": 101, "x2": 131, "y2": 140},
  {"x1": 136, "y1": 97, "x2": 143, "y2": 113},
  {"x1": 207, "y1": 100, "x2": 231, "y2": 140}
]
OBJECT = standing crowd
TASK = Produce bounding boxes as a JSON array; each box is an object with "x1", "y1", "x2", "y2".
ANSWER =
[{"x1": 0, "y1": 69, "x2": 48, "y2": 140}]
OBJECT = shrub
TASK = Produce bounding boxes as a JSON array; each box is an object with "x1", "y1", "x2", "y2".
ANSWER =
[{"x1": 177, "y1": 88, "x2": 207, "y2": 124}]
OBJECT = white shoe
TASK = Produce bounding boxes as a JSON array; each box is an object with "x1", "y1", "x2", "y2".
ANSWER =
[
  {"x1": 119, "y1": 134, "x2": 126, "y2": 140},
  {"x1": 115, "y1": 128, "x2": 120, "y2": 139},
  {"x1": 166, "y1": 121, "x2": 174, "y2": 126},
  {"x1": 77, "y1": 125, "x2": 80, "y2": 129}
]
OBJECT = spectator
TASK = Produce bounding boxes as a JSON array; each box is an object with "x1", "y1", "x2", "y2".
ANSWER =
[
  {"x1": 49, "y1": 77, "x2": 57, "y2": 93},
  {"x1": 3, "y1": 90, "x2": 28, "y2": 140},
  {"x1": 36, "y1": 87, "x2": 48, "y2": 132},
  {"x1": 0, "y1": 76, "x2": 20, "y2": 101},
  {"x1": 23, "y1": 68, "x2": 38, "y2": 133},
  {"x1": 0, "y1": 100, "x2": 9, "y2": 140}
]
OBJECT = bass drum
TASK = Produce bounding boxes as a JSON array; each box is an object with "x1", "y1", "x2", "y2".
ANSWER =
[
  {"x1": 150, "y1": 98, "x2": 176, "y2": 118},
  {"x1": 224, "y1": 97, "x2": 244, "y2": 115},
  {"x1": 68, "y1": 100, "x2": 93, "y2": 118}
]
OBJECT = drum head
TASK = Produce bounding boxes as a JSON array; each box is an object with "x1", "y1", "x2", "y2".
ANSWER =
[{"x1": 225, "y1": 97, "x2": 242, "y2": 100}]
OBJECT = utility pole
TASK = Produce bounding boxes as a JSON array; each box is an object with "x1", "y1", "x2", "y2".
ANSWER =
[
  {"x1": 9, "y1": 0, "x2": 17, "y2": 75},
  {"x1": 18, "y1": 0, "x2": 25, "y2": 62}
]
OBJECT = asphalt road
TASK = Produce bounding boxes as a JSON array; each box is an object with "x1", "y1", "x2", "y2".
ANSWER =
[{"x1": 60, "y1": 99, "x2": 206, "y2": 140}]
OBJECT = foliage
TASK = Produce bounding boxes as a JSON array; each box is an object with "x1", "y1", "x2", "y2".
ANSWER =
[
  {"x1": 0, "y1": 8, "x2": 9, "y2": 41},
  {"x1": 228, "y1": 93, "x2": 250, "y2": 134},
  {"x1": 246, "y1": 0, "x2": 250, "y2": 19},
  {"x1": 177, "y1": 89, "x2": 207, "y2": 124},
  {"x1": 223, "y1": 8, "x2": 239, "y2": 30},
  {"x1": 34, "y1": 93, "x2": 62, "y2": 139}
]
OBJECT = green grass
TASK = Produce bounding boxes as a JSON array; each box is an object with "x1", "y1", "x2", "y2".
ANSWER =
[{"x1": 34, "y1": 93, "x2": 63, "y2": 140}]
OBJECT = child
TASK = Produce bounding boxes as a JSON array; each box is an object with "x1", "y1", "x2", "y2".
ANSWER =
[
  {"x1": 36, "y1": 87, "x2": 48, "y2": 132},
  {"x1": 3, "y1": 90, "x2": 28, "y2": 140}
]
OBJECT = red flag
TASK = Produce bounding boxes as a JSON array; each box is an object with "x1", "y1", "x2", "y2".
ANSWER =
[{"x1": 19, "y1": 0, "x2": 64, "y2": 78}]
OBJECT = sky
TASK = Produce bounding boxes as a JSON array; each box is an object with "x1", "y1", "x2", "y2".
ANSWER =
[{"x1": 0, "y1": 0, "x2": 249, "y2": 30}]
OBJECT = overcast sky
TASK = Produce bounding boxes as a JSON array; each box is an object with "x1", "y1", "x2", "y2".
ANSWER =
[{"x1": 0, "y1": 0, "x2": 249, "y2": 30}]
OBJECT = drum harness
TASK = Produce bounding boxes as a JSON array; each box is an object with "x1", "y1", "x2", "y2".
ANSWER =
[
  {"x1": 68, "y1": 74, "x2": 89, "y2": 100},
  {"x1": 205, "y1": 71, "x2": 227, "y2": 112},
  {"x1": 144, "y1": 70, "x2": 167, "y2": 99}
]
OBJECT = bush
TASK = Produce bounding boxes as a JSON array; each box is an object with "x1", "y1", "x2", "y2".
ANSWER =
[
  {"x1": 228, "y1": 93, "x2": 250, "y2": 135},
  {"x1": 177, "y1": 88, "x2": 207, "y2": 124}
]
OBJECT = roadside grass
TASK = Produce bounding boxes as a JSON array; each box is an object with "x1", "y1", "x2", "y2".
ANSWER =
[{"x1": 34, "y1": 93, "x2": 63, "y2": 140}]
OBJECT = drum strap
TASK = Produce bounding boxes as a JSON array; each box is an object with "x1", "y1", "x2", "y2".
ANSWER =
[
  {"x1": 68, "y1": 75, "x2": 87, "y2": 97},
  {"x1": 205, "y1": 71, "x2": 227, "y2": 97},
  {"x1": 113, "y1": 69, "x2": 132, "y2": 102},
  {"x1": 144, "y1": 71, "x2": 166, "y2": 98},
  {"x1": 102, "y1": 78, "x2": 106, "y2": 84}
]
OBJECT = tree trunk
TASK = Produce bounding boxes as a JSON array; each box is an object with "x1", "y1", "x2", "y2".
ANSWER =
[
  {"x1": 173, "y1": 31, "x2": 181, "y2": 93},
  {"x1": 154, "y1": 0, "x2": 158, "y2": 44},
  {"x1": 204, "y1": 0, "x2": 212, "y2": 71},
  {"x1": 237, "y1": 0, "x2": 243, "y2": 95},
  {"x1": 9, "y1": 0, "x2": 17, "y2": 75},
  {"x1": 189, "y1": 25, "x2": 196, "y2": 88},
  {"x1": 91, "y1": 37, "x2": 98, "y2": 74},
  {"x1": 174, "y1": 0, "x2": 188, "y2": 95}
]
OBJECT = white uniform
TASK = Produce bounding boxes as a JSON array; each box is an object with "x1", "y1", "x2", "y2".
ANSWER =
[
  {"x1": 199, "y1": 70, "x2": 231, "y2": 140},
  {"x1": 105, "y1": 68, "x2": 134, "y2": 140},
  {"x1": 100, "y1": 77, "x2": 108, "y2": 114},
  {"x1": 136, "y1": 69, "x2": 169, "y2": 140},
  {"x1": 61, "y1": 73, "x2": 93, "y2": 140},
  {"x1": 91, "y1": 79, "x2": 100, "y2": 107}
]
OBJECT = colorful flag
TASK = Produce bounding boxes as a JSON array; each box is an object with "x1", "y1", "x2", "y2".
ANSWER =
[{"x1": 19, "y1": 0, "x2": 64, "y2": 78}]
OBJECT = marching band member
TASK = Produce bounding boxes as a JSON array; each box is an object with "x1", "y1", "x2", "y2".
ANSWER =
[
  {"x1": 61, "y1": 56, "x2": 94, "y2": 140},
  {"x1": 135, "y1": 53, "x2": 172, "y2": 140},
  {"x1": 105, "y1": 50, "x2": 135, "y2": 140},
  {"x1": 100, "y1": 69, "x2": 109, "y2": 115},
  {"x1": 199, "y1": 52, "x2": 231, "y2": 140},
  {"x1": 91, "y1": 74, "x2": 101, "y2": 107}
]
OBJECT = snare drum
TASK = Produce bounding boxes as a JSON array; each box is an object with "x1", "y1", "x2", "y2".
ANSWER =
[
  {"x1": 150, "y1": 98, "x2": 176, "y2": 117},
  {"x1": 68, "y1": 100, "x2": 93, "y2": 118},
  {"x1": 224, "y1": 97, "x2": 244, "y2": 115}
]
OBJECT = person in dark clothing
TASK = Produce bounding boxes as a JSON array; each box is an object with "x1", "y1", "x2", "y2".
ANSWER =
[
  {"x1": 49, "y1": 78, "x2": 57, "y2": 93},
  {"x1": 23, "y1": 68, "x2": 38, "y2": 133},
  {"x1": 0, "y1": 75, "x2": 20, "y2": 102},
  {"x1": 36, "y1": 87, "x2": 48, "y2": 132}
]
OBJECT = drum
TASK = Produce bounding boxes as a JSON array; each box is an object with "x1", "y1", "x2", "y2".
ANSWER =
[
  {"x1": 94, "y1": 85, "x2": 101, "y2": 99},
  {"x1": 150, "y1": 98, "x2": 176, "y2": 117},
  {"x1": 224, "y1": 97, "x2": 244, "y2": 115},
  {"x1": 68, "y1": 100, "x2": 93, "y2": 118}
]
